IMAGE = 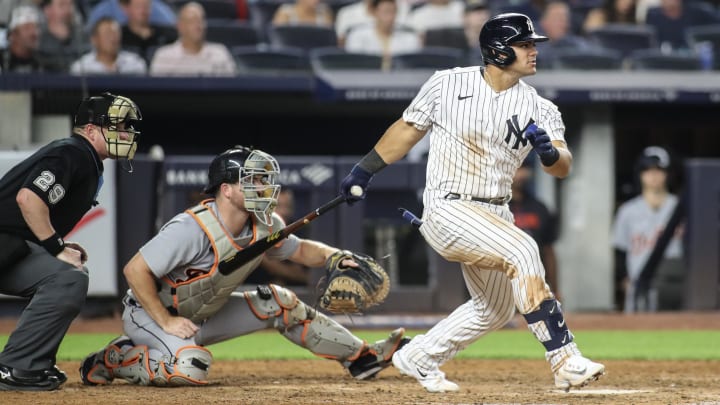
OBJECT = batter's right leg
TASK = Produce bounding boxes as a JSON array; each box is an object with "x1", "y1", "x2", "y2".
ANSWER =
[{"x1": 392, "y1": 266, "x2": 516, "y2": 393}]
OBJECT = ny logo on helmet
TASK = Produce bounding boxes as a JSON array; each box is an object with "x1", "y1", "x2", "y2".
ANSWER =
[
  {"x1": 527, "y1": 19, "x2": 534, "y2": 33},
  {"x1": 504, "y1": 115, "x2": 535, "y2": 150}
]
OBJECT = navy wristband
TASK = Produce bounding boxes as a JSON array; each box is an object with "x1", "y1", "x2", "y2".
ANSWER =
[
  {"x1": 540, "y1": 148, "x2": 560, "y2": 167},
  {"x1": 40, "y1": 233, "x2": 65, "y2": 256}
]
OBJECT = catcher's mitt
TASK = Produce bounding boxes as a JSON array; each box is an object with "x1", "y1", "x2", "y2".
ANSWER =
[{"x1": 318, "y1": 250, "x2": 390, "y2": 313}]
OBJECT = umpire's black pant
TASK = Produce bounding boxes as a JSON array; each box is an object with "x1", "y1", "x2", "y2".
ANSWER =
[{"x1": 0, "y1": 243, "x2": 89, "y2": 371}]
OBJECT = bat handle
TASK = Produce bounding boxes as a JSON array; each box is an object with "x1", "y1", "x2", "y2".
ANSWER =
[{"x1": 317, "y1": 195, "x2": 347, "y2": 215}]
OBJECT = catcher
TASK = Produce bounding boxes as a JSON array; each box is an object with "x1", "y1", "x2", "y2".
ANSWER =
[{"x1": 80, "y1": 146, "x2": 404, "y2": 386}]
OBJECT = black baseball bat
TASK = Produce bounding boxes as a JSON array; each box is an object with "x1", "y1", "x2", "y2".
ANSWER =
[{"x1": 218, "y1": 194, "x2": 348, "y2": 275}]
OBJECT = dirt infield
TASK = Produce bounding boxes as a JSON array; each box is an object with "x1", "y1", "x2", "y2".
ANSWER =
[{"x1": 1, "y1": 312, "x2": 720, "y2": 404}]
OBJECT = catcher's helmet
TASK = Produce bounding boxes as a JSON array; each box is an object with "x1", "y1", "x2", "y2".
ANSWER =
[
  {"x1": 205, "y1": 146, "x2": 281, "y2": 225},
  {"x1": 74, "y1": 92, "x2": 142, "y2": 161},
  {"x1": 480, "y1": 13, "x2": 548, "y2": 67}
]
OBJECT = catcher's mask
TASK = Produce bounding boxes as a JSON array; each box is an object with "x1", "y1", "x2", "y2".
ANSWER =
[
  {"x1": 479, "y1": 13, "x2": 548, "y2": 67},
  {"x1": 204, "y1": 146, "x2": 281, "y2": 225},
  {"x1": 74, "y1": 92, "x2": 142, "y2": 165}
]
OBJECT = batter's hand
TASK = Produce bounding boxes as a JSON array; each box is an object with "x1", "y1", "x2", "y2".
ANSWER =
[
  {"x1": 525, "y1": 124, "x2": 560, "y2": 166},
  {"x1": 340, "y1": 165, "x2": 373, "y2": 203},
  {"x1": 163, "y1": 316, "x2": 200, "y2": 340}
]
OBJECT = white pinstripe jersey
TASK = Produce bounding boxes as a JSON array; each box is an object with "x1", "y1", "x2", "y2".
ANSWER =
[{"x1": 403, "y1": 66, "x2": 565, "y2": 208}]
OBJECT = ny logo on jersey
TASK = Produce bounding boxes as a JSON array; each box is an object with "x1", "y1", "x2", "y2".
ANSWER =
[{"x1": 504, "y1": 115, "x2": 535, "y2": 150}]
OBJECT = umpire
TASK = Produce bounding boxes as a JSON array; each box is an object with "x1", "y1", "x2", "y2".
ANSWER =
[{"x1": 0, "y1": 92, "x2": 142, "y2": 391}]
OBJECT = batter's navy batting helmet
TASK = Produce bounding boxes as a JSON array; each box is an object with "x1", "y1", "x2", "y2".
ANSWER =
[{"x1": 479, "y1": 13, "x2": 548, "y2": 67}]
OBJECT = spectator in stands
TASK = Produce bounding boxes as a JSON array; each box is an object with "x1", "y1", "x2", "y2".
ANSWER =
[
  {"x1": 272, "y1": 0, "x2": 333, "y2": 27},
  {"x1": 509, "y1": 161, "x2": 560, "y2": 299},
  {"x1": 37, "y1": 0, "x2": 88, "y2": 72},
  {"x1": 119, "y1": 0, "x2": 176, "y2": 62},
  {"x1": 0, "y1": 5, "x2": 46, "y2": 72},
  {"x1": 583, "y1": 0, "x2": 639, "y2": 33},
  {"x1": 344, "y1": 0, "x2": 420, "y2": 70},
  {"x1": 1, "y1": 0, "x2": 34, "y2": 28},
  {"x1": 150, "y1": 2, "x2": 236, "y2": 76},
  {"x1": 406, "y1": 0, "x2": 464, "y2": 37},
  {"x1": 335, "y1": 0, "x2": 410, "y2": 46},
  {"x1": 501, "y1": 0, "x2": 547, "y2": 26},
  {"x1": 70, "y1": 17, "x2": 147, "y2": 75},
  {"x1": 645, "y1": 0, "x2": 720, "y2": 50},
  {"x1": 537, "y1": 0, "x2": 593, "y2": 66},
  {"x1": 247, "y1": 189, "x2": 310, "y2": 287},
  {"x1": 463, "y1": 0, "x2": 489, "y2": 48},
  {"x1": 86, "y1": 0, "x2": 176, "y2": 29}
]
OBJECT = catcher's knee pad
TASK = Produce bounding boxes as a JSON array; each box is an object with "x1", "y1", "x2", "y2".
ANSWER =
[
  {"x1": 244, "y1": 284, "x2": 313, "y2": 328},
  {"x1": 301, "y1": 311, "x2": 365, "y2": 361},
  {"x1": 523, "y1": 299, "x2": 574, "y2": 352},
  {"x1": 153, "y1": 346, "x2": 213, "y2": 386},
  {"x1": 110, "y1": 345, "x2": 156, "y2": 386}
]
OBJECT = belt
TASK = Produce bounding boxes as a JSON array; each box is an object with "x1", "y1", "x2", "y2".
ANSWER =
[{"x1": 444, "y1": 192, "x2": 510, "y2": 205}]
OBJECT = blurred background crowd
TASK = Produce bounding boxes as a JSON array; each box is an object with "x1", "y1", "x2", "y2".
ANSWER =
[{"x1": 1, "y1": 0, "x2": 719, "y2": 75}]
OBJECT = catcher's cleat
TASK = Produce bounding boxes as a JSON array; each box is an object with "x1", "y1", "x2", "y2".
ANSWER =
[
  {"x1": 554, "y1": 355, "x2": 605, "y2": 392},
  {"x1": 0, "y1": 364, "x2": 62, "y2": 391},
  {"x1": 80, "y1": 335, "x2": 133, "y2": 386},
  {"x1": 349, "y1": 328, "x2": 409, "y2": 380},
  {"x1": 392, "y1": 349, "x2": 459, "y2": 393}
]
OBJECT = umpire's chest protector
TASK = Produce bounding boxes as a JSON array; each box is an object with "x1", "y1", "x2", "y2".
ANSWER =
[{"x1": 158, "y1": 201, "x2": 269, "y2": 323}]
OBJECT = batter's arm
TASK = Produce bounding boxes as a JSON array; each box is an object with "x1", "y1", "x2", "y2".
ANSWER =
[
  {"x1": 374, "y1": 118, "x2": 428, "y2": 165},
  {"x1": 541, "y1": 141, "x2": 572, "y2": 178},
  {"x1": 123, "y1": 252, "x2": 199, "y2": 338}
]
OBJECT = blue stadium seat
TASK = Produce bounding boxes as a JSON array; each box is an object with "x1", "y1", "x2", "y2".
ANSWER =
[
  {"x1": 392, "y1": 47, "x2": 467, "y2": 70},
  {"x1": 309, "y1": 47, "x2": 383, "y2": 70},
  {"x1": 197, "y1": 0, "x2": 238, "y2": 20},
  {"x1": 628, "y1": 49, "x2": 703, "y2": 71},
  {"x1": 550, "y1": 48, "x2": 623, "y2": 70},
  {"x1": 206, "y1": 20, "x2": 260, "y2": 48},
  {"x1": 423, "y1": 28, "x2": 469, "y2": 51},
  {"x1": 231, "y1": 45, "x2": 311, "y2": 74},
  {"x1": 268, "y1": 25, "x2": 338, "y2": 52},
  {"x1": 587, "y1": 23, "x2": 658, "y2": 58}
]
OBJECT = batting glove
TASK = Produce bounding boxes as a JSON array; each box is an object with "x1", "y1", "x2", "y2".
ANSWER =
[
  {"x1": 525, "y1": 124, "x2": 560, "y2": 166},
  {"x1": 340, "y1": 165, "x2": 373, "y2": 203}
]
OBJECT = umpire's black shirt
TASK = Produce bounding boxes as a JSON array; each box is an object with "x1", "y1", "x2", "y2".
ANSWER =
[{"x1": 0, "y1": 134, "x2": 103, "y2": 241}]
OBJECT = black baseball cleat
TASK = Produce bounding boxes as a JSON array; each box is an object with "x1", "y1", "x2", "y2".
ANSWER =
[
  {"x1": 349, "y1": 328, "x2": 411, "y2": 380},
  {"x1": 46, "y1": 365, "x2": 68, "y2": 384},
  {"x1": 0, "y1": 364, "x2": 62, "y2": 391}
]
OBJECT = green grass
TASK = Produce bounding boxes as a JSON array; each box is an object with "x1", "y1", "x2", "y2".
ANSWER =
[{"x1": 3, "y1": 330, "x2": 719, "y2": 361}]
